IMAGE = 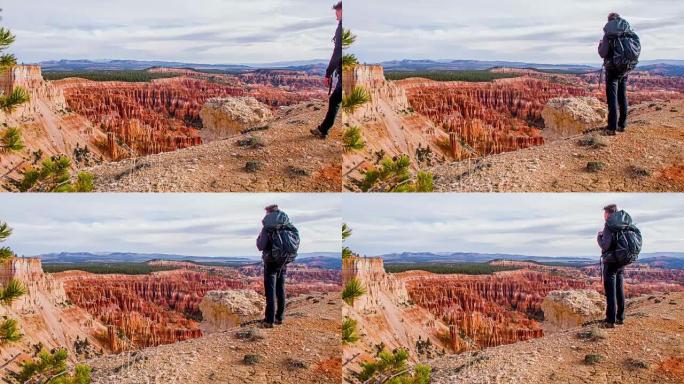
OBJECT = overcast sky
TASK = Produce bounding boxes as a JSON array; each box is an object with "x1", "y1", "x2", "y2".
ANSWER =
[
  {"x1": 347, "y1": 0, "x2": 684, "y2": 64},
  {"x1": 343, "y1": 194, "x2": 684, "y2": 258},
  {"x1": 0, "y1": 194, "x2": 340, "y2": 258},
  {"x1": 1, "y1": 0, "x2": 338, "y2": 64}
]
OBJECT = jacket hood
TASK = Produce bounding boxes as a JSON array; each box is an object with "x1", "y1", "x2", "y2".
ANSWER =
[
  {"x1": 606, "y1": 210, "x2": 633, "y2": 230},
  {"x1": 604, "y1": 18, "x2": 633, "y2": 37},
  {"x1": 262, "y1": 210, "x2": 290, "y2": 229}
]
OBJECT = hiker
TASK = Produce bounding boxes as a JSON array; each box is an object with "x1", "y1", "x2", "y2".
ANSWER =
[
  {"x1": 256, "y1": 205, "x2": 300, "y2": 328},
  {"x1": 597, "y1": 204, "x2": 642, "y2": 328},
  {"x1": 598, "y1": 13, "x2": 641, "y2": 135},
  {"x1": 311, "y1": 1, "x2": 342, "y2": 139}
]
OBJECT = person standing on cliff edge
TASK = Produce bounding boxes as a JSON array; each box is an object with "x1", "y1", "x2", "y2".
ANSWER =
[
  {"x1": 598, "y1": 13, "x2": 641, "y2": 136},
  {"x1": 597, "y1": 204, "x2": 642, "y2": 328},
  {"x1": 311, "y1": 1, "x2": 342, "y2": 139},
  {"x1": 256, "y1": 204, "x2": 300, "y2": 328}
]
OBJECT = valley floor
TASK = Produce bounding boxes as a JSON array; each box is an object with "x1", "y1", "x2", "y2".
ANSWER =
[
  {"x1": 82, "y1": 101, "x2": 342, "y2": 192},
  {"x1": 429, "y1": 292, "x2": 684, "y2": 384},
  {"x1": 430, "y1": 99, "x2": 684, "y2": 192},
  {"x1": 87, "y1": 292, "x2": 341, "y2": 384}
]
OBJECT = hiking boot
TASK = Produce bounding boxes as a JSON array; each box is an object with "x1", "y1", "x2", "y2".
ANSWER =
[
  {"x1": 617, "y1": 127, "x2": 626, "y2": 133},
  {"x1": 274, "y1": 320, "x2": 283, "y2": 326},
  {"x1": 258, "y1": 321, "x2": 274, "y2": 329},
  {"x1": 604, "y1": 129, "x2": 617, "y2": 136},
  {"x1": 600, "y1": 321, "x2": 616, "y2": 329},
  {"x1": 616, "y1": 320, "x2": 624, "y2": 325},
  {"x1": 310, "y1": 128, "x2": 327, "y2": 139}
]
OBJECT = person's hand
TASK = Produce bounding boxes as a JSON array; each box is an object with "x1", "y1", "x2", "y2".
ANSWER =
[
  {"x1": 324, "y1": 77, "x2": 332, "y2": 88},
  {"x1": 598, "y1": 231, "x2": 603, "y2": 236}
]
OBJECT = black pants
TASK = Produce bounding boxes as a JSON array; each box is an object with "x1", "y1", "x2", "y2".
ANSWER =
[
  {"x1": 603, "y1": 262, "x2": 625, "y2": 324},
  {"x1": 605, "y1": 69, "x2": 628, "y2": 131},
  {"x1": 264, "y1": 262, "x2": 286, "y2": 324},
  {"x1": 319, "y1": 81, "x2": 342, "y2": 136}
]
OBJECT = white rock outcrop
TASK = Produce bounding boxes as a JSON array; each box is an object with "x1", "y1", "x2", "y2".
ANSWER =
[
  {"x1": 542, "y1": 289, "x2": 604, "y2": 330},
  {"x1": 541, "y1": 97, "x2": 607, "y2": 140},
  {"x1": 199, "y1": 289, "x2": 265, "y2": 332},
  {"x1": 199, "y1": 96, "x2": 272, "y2": 141}
]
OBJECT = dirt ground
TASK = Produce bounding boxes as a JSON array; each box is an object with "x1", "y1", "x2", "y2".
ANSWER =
[
  {"x1": 88, "y1": 292, "x2": 342, "y2": 384},
  {"x1": 430, "y1": 292, "x2": 684, "y2": 384},
  {"x1": 84, "y1": 101, "x2": 342, "y2": 192},
  {"x1": 430, "y1": 99, "x2": 684, "y2": 192}
]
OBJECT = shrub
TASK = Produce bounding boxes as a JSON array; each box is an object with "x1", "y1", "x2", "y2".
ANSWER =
[
  {"x1": 586, "y1": 161, "x2": 605, "y2": 173},
  {"x1": 285, "y1": 358, "x2": 308, "y2": 370},
  {"x1": 236, "y1": 136, "x2": 264, "y2": 148},
  {"x1": 243, "y1": 354, "x2": 262, "y2": 365},
  {"x1": 245, "y1": 161, "x2": 262, "y2": 173},
  {"x1": 235, "y1": 327, "x2": 264, "y2": 341},
  {"x1": 625, "y1": 358, "x2": 649, "y2": 369},
  {"x1": 584, "y1": 354, "x2": 604, "y2": 365},
  {"x1": 343, "y1": 126, "x2": 365, "y2": 151},
  {"x1": 628, "y1": 165, "x2": 651, "y2": 177},
  {"x1": 342, "y1": 278, "x2": 366, "y2": 306},
  {"x1": 0, "y1": 87, "x2": 30, "y2": 113},
  {"x1": 342, "y1": 86, "x2": 371, "y2": 114},
  {"x1": 360, "y1": 155, "x2": 434, "y2": 192},
  {"x1": 1, "y1": 127, "x2": 24, "y2": 153},
  {"x1": 342, "y1": 318, "x2": 359, "y2": 344},
  {"x1": 577, "y1": 135, "x2": 607, "y2": 149}
]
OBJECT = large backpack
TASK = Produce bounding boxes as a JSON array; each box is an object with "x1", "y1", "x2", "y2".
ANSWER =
[
  {"x1": 267, "y1": 224, "x2": 300, "y2": 267},
  {"x1": 612, "y1": 225, "x2": 642, "y2": 267},
  {"x1": 608, "y1": 32, "x2": 641, "y2": 73}
]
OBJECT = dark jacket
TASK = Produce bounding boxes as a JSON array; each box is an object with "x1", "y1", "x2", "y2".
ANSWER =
[
  {"x1": 257, "y1": 210, "x2": 291, "y2": 262},
  {"x1": 597, "y1": 210, "x2": 633, "y2": 263},
  {"x1": 598, "y1": 17, "x2": 634, "y2": 63},
  {"x1": 326, "y1": 20, "x2": 342, "y2": 79}
]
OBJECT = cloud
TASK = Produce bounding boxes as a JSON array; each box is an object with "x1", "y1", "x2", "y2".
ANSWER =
[
  {"x1": 0, "y1": 194, "x2": 340, "y2": 258},
  {"x1": 342, "y1": 194, "x2": 684, "y2": 257},
  {"x1": 347, "y1": 0, "x2": 684, "y2": 63},
  {"x1": 2, "y1": 0, "x2": 338, "y2": 63}
]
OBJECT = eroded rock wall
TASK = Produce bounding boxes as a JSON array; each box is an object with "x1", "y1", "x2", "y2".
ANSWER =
[{"x1": 401, "y1": 270, "x2": 588, "y2": 352}]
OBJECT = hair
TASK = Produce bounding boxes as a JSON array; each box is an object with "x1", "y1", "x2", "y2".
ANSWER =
[
  {"x1": 608, "y1": 12, "x2": 620, "y2": 21},
  {"x1": 603, "y1": 204, "x2": 618, "y2": 214},
  {"x1": 333, "y1": 1, "x2": 342, "y2": 10},
  {"x1": 265, "y1": 204, "x2": 279, "y2": 213}
]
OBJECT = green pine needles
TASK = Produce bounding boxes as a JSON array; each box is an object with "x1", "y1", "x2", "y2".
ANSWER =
[
  {"x1": 342, "y1": 86, "x2": 371, "y2": 114},
  {"x1": 1, "y1": 127, "x2": 24, "y2": 153},
  {"x1": 19, "y1": 156, "x2": 94, "y2": 192},
  {"x1": 342, "y1": 278, "x2": 366, "y2": 306},
  {"x1": 343, "y1": 126, "x2": 365, "y2": 151},
  {"x1": 360, "y1": 155, "x2": 434, "y2": 192}
]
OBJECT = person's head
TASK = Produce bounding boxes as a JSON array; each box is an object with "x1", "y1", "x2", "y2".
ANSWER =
[
  {"x1": 607, "y1": 12, "x2": 620, "y2": 21},
  {"x1": 603, "y1": 204, "x2": 618, "y2": 220},
  {"x1": 265, "y1": 204, "x2": 279, "y2": 214},
  {"x1": 333, "y1": 1, "x2": 342, "y2": 21}
]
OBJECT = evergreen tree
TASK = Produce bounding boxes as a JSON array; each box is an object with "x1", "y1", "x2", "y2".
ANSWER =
[
  {"x1": 0, "y1": 9, "x2": 29, "y2": 150},
  {"x1": 19, "y1": 156, "x2": 94, "y2": 192},
  {"x1": 0, "y1": 220, "x2": 25, "y2": 345},
  {"x1": 342, "y1": 317, "x2": 359, "y2": 344},
  {"x1": 343, "y1": 126, "x2": 365, "y2": 151},
  {"x1": 342, "y1": 86, "x2": 371, "y2": 113},
  {"x1": 342, "y1": 29, "x2": 359, "y2": 70},
  {"x1": 359, "y1": 348, "x2": 431, "y2": 384},
  {"x1": 1, "y1": 127, "x2": 24, "y2": 153},
  {"x1": 342, "y1": 278, "x2": 366, "y2": 306},
  {"x1": 13, "y1": 348, "x2": 91, "y2": 384},
  {"x1": 360, "y1": 155, "x2": 434, "y2": 193}
]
